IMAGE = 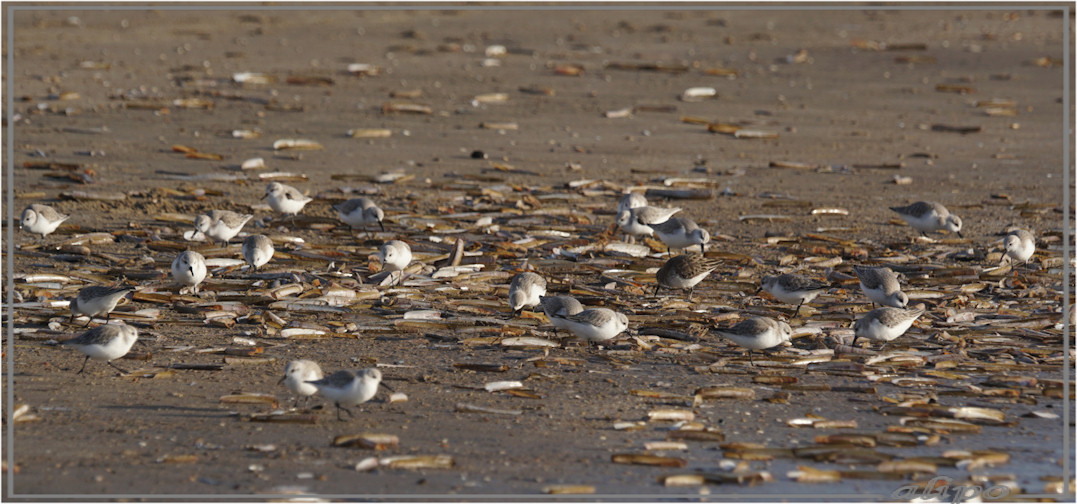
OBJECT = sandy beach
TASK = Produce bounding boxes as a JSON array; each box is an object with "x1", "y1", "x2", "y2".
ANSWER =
[{"x1": 4, "y1": 5, "x2": 1073, "y2": 500}]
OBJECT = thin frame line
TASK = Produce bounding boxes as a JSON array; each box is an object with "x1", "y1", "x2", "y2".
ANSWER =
[
  {"x1": 1063, "y1": 2, "x2": 1073, "y2": 500},
  {"x1": 6, "y1": 2, "x2": 16, "y2": 500},
  {"x1": 4, "y1": 4, "x2": 1073, "y2": 10}
]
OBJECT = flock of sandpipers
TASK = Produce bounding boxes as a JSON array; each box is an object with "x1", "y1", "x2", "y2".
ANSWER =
[{"x1": 18, "y1": 182, "x2": 1038, "y2": 420}]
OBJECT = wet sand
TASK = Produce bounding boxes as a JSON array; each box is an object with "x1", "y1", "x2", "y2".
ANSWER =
[{"x1": 4, "y1": 6, "x2": 1073, "y2": 500}]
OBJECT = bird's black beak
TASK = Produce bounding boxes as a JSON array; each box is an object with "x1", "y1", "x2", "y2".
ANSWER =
[
  {"x1": 957, "y1": 231, "x2": 964, "y2": 238},
  {"x1": 260, "y1": 193, "x2": 268, "y2": 200},
  {"x1": 277, "y1": 375, "x2": 286, "y2": 385},
  {"x1": 378, "y1": 221, "x2": 385, "y2": 232},
  {"x1": 753, "y1": 286, "x2": 762, "y2": 294},
  {"x1": 380, "y1": 381, "x2": 395, "y2": 393},
  {"x1": 188, "y1": 266, "x2": 194, "y2": 275}
]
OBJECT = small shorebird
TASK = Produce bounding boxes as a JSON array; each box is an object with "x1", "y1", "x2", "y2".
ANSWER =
[
  {"x1": 651, "y1": 217, "x2": 710, "y2": 255},
  {"x1": 378, "y1": 240, "x2": 412, "y2": 272},
  {"x1": 852, "y1": 307, "x2": 925, "y2": 347},
  {"x1": 70, "y1": 285, "x2": 135, "y2": 326},
  {"x1": 242, "y1": 234, "x2": 275, "y2": 272},
  {"x1": 263, "y1": 182, "x2": 313, "y2": 220},
  {"x1": 508, "y1": 272, "x2": 547, "y2": 314},
  {"x1": 711, "y1": 316, "x2": 792, "y2": 366},
  {"x1": 172, "y1": 250, "x2": 208, "y2": 294},
  {"x1": 306, "y1": 368, "x2": 392, "y2": 421},
  {"x1": 334, "y1": 197, "x2": 385, "y2": 236},
  {"x1": 889, "y1": 201, "x2": 963, "y2": 238},
  {"x1": 616, "y1": 192, "x2": 648, "y2": 216},
  {"x1": 1003, "y1": 229, "x2": 1035, "y2": 271},
  {"x1": 853, "y1": 265, "x2": 908, "y2": 309},
  {"x1": 279, "y1": 359, "x2": 324, "y2": 408},
  {"x1": 20, "y1": 203, "x2": 70, "y2": 242},
  {"x1": 554, "y1": 308, "x2": 630, "y2": 345},
  {"x1": 194, "y1": 210, "x2": 253, "y2": 246},
  {"x1": 757, "y1": 273, "x2": 828, "y2": 317},
  {"x1": 616, "y1": 205, "x2": 682, "y2": 240},
  {"x1": 539, "y1": 295, "x2": 585, "y2": 336},
  {"x1": 61, "y1": 324, "x2": 139, "y2": 375},
  {"x1": 655, "y1": 253, "x2": 719, "y2": 297}
]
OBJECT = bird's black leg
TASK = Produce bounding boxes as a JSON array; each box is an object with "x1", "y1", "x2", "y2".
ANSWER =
[
  {"x1": 793, "y1": 302, "x2": 803, "y2": 317},
  {"x1": 336, "y1": 403, "x2": 354, "y2": 421},
  {"x1": 107, "y1": 361, "x2": 129, "y2": 375},
  {"x1": 653, "y1": 284, "x2": 660, "y2": 297},
  {"x1": 748, "y1": 351, "x2": 755, "y2": 367},
  {"x1": 77, "y1": 355, "x2": 91, "y2": 374}
]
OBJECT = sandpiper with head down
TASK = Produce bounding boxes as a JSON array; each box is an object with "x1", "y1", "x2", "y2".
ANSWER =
[
  {"x1": 539, "y1": 295, "x2": 585, "y2": 336},
  {"x1": 242, "y1": 234, "x2": 275, "y2": 272},
  {"x1": 508, "y1": 272, "x2": 547, "y2": 314},
  {"x1": 306, "y1": 368, "x2": 393, "y2": 421},
  {"x1": 617, "y1": 192, "x2": 648, "y2": 215},
  {"x1": 852, "y1": 307, "x2": 925, "y2": 347},
  {"x1": 378, "y1": 240, "x2": 412, "y2": 272},
  {"x1": 554, "y1": 308, "x2": 630, "y2": 345},
  {"x1": 615, "y1": 205, "x2": 682, "y2": 240},
  {"x1": 1003, "y1": 229, "x2": 1035, "y2": 270},
  {"x1": 655, "y1": 253, "x2": 719, "y2": 297},
  {"x1": 758, "y1": 273, "x2": 829, "y2": 317},
  {"x1": 70, "y1": 285, "x2": 135, "y2": 326},
  {"x1": 853, "y1": 265, "x2": 908, "y2": 309},
  {"x1": 651, "y1": 217, "x2": 710, "y2": 255},
  {"x1": 889, "y1": 201, "x2": 963, "y2": 238},
  {"x1": 711, "y1": 316, "x2": 792, "y2": 366},
  {"x1": 334, "y1": 197, "x2": 385, "y2": 236}
]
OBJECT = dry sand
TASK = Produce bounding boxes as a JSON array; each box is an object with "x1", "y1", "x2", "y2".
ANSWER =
[{"x1": 4, "y1": 5, "x2": 1073, "y2": 500}]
